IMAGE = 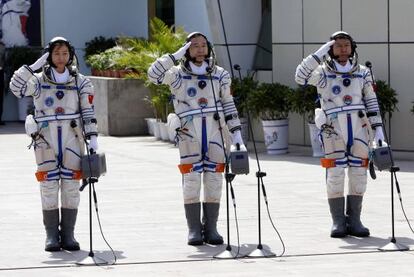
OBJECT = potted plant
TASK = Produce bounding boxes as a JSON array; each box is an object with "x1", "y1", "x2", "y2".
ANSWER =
[
  {"x1": 231, "y1": 75, "x2": 258, "y2": 142},
  {"x1": 290, "y1": 85, "x2": 323, "y2": 157},
  {"x1": 248, "y1": 82, "x2": 293, "y2": 154},
  {"x1": 375, "y1": 80, "x2": 398, "y2": 141},
  {"x1": 84, "y1": 36, "x2": 116, "y2": 75},
  {"x1": 112, "y1": 18, "x2": 187, "y2": 138}
]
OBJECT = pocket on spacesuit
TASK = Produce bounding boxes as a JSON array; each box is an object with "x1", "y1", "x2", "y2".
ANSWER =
[
  {"x1": 321, "y1": 131, "x2": 345, "y2": 158},
  {"x1": 34, "y1": 144, "x2": 57, "y2": 172},
  {"x1": 177, "y1": 129, "x2": 200, "y2": 163},
  {"x1": 63, "y1": 137, "x2": 82, "y2": 171},
  {"x1": 208, "y1": 141, "x2": 225, "y2": 163}
]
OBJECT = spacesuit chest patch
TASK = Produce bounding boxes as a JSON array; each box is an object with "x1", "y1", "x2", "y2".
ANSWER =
[
  {"x1": 45, "y1": 96, "x2": 54, "y2": 107},
  {"x1": 55, "y1": 107, "x2": 65, "y2": 114},
  {"x1": 187, "y1": 87, "x2": 197, "y2": 97},
  {"x1": 198, "y1": 97, "x2": 208, "y2": 108},
  {"x1": 343, "y1": 95, "x2": 353, "y2": 105},
  {"x1": 332, "y1": 85, "x2": 341, "y2": 95},
  {"x1": 56, "y1": 90, "x2": 64, "y2": 100}
]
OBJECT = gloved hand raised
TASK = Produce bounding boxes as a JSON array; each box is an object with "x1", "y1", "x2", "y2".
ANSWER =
[
  {"x1": 29, "y1": 52, "x2": 49, "y2": 71},
  {"x1": 172, "y1": 42, "x2": 191, "y2": 61},
  {"x1": 374, "y1": 127, "x2": 387, "y2": 147},
  {"x1": 314, "y1": 40, "x2": 335, "y2": 60},
  {"x1": 88, "y1": 135, "x2": 98, "y2": 153},
  {"x1": 230, "y1": 130, "x2": 247, "y2": 152}
]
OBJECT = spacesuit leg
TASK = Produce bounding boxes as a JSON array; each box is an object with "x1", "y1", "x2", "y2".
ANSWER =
[
  {"x1": 183, "y1": 172, "x2": 203, "y2": 245},
  {"x1": 347, "y1": 167, "x2": 369, "y2": 237},
  {"x1": 202, "y1": 172, "x2": 223, "y2": 244},
  {"x1": 326, "y1": 167, "x2": 347, "y2": 237},
  {"x1": 40, "y1": 181, "x2": 60, "y2": 251},
  {"x1": 60, "y1": 179, "x2": 80, "y2": 250}
]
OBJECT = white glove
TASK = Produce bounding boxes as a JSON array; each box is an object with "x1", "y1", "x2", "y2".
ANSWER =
[
  {"x1": 314, "y1": 108, "x2": 327, "y2": 129},
  {"x1": 314, "y1": 40, "x2": 335, "y2": 59},
  {"x1": 88, "y1": 135, "x2": 98, "y2": 153},
  {"x1": 29, "y1": 52, "x2": 49, "y2": 71},
  {"x1": 172, "y1": 42, "x2": 191, "y2": 60},
  {"x1": 374, "y1": 127, "x2": 387, "y2": 147},
  {"x1": 230, "y1": 130, "x2": 247, "y2": 151},
  {"x1": 24, "y1": 114, "x2": 38, "y2": 137}
]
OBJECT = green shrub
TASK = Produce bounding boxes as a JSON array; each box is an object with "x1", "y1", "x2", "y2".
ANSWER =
[
  {"x1": 248, "y1": 82, "x2": 293, "y2": 120},
  {"x1": 375, "y1": 80, "x2": 398, "y2": 119}
]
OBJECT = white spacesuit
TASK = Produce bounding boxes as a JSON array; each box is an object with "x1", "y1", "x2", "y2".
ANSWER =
[
  {"x1": 1, "y1": 0, "x2": 31, "y2": 47},
  {"x1": 10, "y1": 37, "x2": 98, "y2": 251},
  {"x1": 148, "y1": 32, "x2": 245, "y2": 245},
  {"x1": 295, "y1": 31, "x2": 384, "y2": 238}
]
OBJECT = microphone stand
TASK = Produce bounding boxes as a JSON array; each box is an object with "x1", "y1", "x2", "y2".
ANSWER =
[
  {"x1": 366, "y1": 62, "x2": 409, "y2": 252},
  {"x1": 234, "y1": 65, "x2": 275, "y2": 258},
  {"x1": 73, "y1": 73, "x2": 109, "y2": 265},
  {"x1": 204, "y1": 66, "x2": 238, "y2": 259}
]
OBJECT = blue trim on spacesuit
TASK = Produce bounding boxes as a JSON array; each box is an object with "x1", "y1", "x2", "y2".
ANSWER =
[
  {"x1": 57, "y1": 126, "x2": 63, "y2": 166},
  {"x1": 346, "y1": 114, "x2": 353, "y2": 153},
  {"x1": 201, "y1": 117, "x2": 207, "y2": 159}
]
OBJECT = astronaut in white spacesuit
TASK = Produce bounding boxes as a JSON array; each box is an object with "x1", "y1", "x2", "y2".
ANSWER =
[
  {"x1": 10, "y1": 37, "x2": 98, "y2": 251},
  {"x1": 295, "y1": 31, "x2": 385, "y2": 238},
  {"x1": 148, "y1": 32, "x2": 245, "y2": 245},
  {"x1": 1, "y1": 0, "x2": 31, "y2": 47}
]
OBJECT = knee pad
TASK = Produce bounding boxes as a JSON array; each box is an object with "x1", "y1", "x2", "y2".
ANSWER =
[
  {"x1": 348, "y1": 167, "x2": 367, "y2": 195},
  {"x1": 203, "y1": 172, "x2": 223, "y2": 203},
  {"x1": 183, "y1": 172, "x2": 201, "y2": 203},
  {"x1": 40, "y1": 181, "x2": 59, "y2": 210},
  {"x1": 61, "y1": 180, "x2": 80, "y2": 209},
  {"x1": 326, "y1": 167, "x2": 345, "y2": 198}
]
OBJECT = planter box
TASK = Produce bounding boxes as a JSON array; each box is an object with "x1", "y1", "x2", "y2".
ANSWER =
[{"x1": 90, "y1": 77, "x2": 154, "y2": 136}]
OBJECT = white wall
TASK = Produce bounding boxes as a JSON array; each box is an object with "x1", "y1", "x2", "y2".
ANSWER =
[
  {"x1": 205, "y1": 0, "x2": 262, "y2": 78},
  {"x1": 272, "y1": 0, "x2": 414, "y2": 151},
  {"x1": 175, "y1": 0, "x2": 211, "y2": 40},
  {"x1": 43, "y1": 0, "x2": 148, "y2": 74}
]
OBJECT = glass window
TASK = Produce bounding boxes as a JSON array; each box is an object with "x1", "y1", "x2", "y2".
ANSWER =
[{"x1": 253, "y1": 0, "x2": 272, "y2": 70}]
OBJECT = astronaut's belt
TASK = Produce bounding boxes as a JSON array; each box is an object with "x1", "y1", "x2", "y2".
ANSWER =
[
  {"x1": 178, "y1": 163, "x2": 225, "y2": 173},
  {"x1": 177, "y1": 106, "x2": 223, "y2": 119},
  {"x1": 324, "y1": 104, "x2": 366, "y2": 115},
  {"x1": 320, "y1": 158, "x2": 368, "y2": 168},
  {"x1": 35, "y1": 113, "x2": 81, "y2": 122},
  {"x1": 35, "y1": 169, "x2": 82, "y2": 181}
]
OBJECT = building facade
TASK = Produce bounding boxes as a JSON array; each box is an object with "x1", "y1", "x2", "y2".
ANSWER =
[{"x1": 2, "y1": 0, "x2": 413, "y2": 153}]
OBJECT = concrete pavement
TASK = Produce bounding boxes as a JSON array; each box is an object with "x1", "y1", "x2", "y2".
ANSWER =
[{"x1": 1, "y1": 122, "x2": 414, "y2": 276}]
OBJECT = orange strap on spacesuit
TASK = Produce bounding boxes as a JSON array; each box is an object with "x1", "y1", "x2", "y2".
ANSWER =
[
  {"x1": 178, "y1": 163, "x2": 225, "y2": 174},
  {"x1": 35, "y1": 170, "x2": 83, "y2": 181},
  {"x1": 320, "y1": 158, "x2": 369, "y2": 168}
]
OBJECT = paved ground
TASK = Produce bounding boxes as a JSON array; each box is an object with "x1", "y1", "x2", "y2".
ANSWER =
[{"x1": 1, "y1": 122, "x2": 414, "y2": 276}]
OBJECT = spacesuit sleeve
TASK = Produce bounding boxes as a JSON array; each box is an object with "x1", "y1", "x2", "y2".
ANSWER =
[
  {"x1": 295, "y1": 54, "x2": 326, "y2": 88},
  {"x1": 362, "y1": 68, "x2": 383, "y2": 129},
  {"x1": 147, "y1": 54, "x2": 182, "y2": 90},
  {"x1": 9, "y1": 65, "x2": 41, "y2": 98},
  {"x1": 219, "y1": 69, "x2": 241, "y2": 133},
  {"x1": 77, "y1": 75, "x2": 98, "y2": 137}
]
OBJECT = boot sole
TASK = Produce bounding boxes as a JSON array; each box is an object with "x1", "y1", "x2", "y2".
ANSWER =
[
  {"x1": 203, "y1": 239, "x2": 224, "y2": 245},
  {"x1": 45, "y1": 246, "x2": 61, "y2": 252},
  {"x1": 188, "y1": 240, "x2": 204, "y2": 246},
  {"x1": 330, "y1": 233, "x2": 347, "y2": 238},
  {"x1": 348, "y1": 232, "x2": 370, "y2": 237},
  {"x1": 62, "y1": 245, "x2": 80, "y2": 251}
]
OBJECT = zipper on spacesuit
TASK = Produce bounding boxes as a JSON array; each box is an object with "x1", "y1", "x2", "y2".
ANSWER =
[
  {"x1": 57, "y1": 126, "x2": 63, "y2": 166},
  {"x1": 346, "y1": 113, "x2": 353, "y2": 153},
  {"x1": 201, "y1": 116, "x2": 208, "y2": 160}
]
